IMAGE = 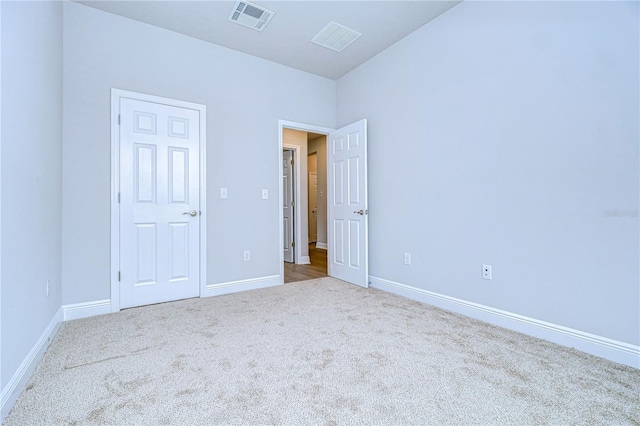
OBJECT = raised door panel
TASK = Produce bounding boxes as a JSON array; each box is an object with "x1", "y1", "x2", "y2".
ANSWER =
[{"x1": 135, "y1": 223, "x2": 157, "y2": 285}]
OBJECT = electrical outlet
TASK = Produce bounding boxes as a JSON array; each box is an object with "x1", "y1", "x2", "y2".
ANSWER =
[
  {"x1": 262, "y1": 189, "x2": 269, "y2": 199},
  {"x1": 403, "y1": 253, "x2": 411, "y2": 266},
  {"x1": 244, "y1": 250, "x2": 251, "y2": 261},
  {"x1": 220, "y1": 187, "x2": 228, "y2": 199},
  {"x1": 46, "y1": 278, "x2": 50, "y2": 298},
  {"x1": 482, "y1": 264, "x2": 492, "y2": 280}
]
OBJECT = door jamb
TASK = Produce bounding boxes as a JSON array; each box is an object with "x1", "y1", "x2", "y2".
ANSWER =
[
  {"x1": 110, "y1": 89, "x2": 207, "y2": 313},
  {"x1": 278, "y1": 120, "x2": 333, "y2": 284}
]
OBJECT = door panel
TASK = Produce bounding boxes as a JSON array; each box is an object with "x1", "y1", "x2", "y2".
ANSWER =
[
  {"x1": 328, "y1": 120, "x2": 368, "y2": 287},
  {"x1": 120, "y1": 98, "x2": 200, "y2": 309},
  {"x1": 283, "y1": 150, "x2": 294, "y2": 263}
]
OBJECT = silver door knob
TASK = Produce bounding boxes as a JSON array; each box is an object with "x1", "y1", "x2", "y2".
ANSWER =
[
  {"x1": 183, "y1": 210, "x2": 197, "y2": 217},
  {"x1": 354, "y1": 209, "x2": 364, "y2": 215}
]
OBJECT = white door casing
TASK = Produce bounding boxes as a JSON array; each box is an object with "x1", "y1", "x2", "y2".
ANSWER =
[
  {"x1": 309, "y1": 171, "x2": 318, "y2": 242},
  {"x1": 328, "y1": 119, "x2": 368, "y2": 287},
  {"x1": 283, "y1": 149, "x2": 295, "y2": 263},
  {"x1": 118, "y1": 96, "x2": 202, "y2": 309}
]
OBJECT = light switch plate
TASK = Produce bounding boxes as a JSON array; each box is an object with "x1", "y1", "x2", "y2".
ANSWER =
[
  {"x1": 262, "y1": 189, "x2": 269, "y2": 199},
  {"x1": 220, "y1": 188, "x2": 228, "y2": 199}
]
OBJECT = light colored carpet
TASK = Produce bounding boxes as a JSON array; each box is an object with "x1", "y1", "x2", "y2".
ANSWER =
[{"x1": 4, "y1": 277, "x2": 640, "y2": 425}]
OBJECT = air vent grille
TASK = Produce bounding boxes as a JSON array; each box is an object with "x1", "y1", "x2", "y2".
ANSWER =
[
  {"x1": 228, "y1": 1, "x2": 275, "y2": 32},
  {"x1": 311, "y1": 22, "x2": 361, "y2": 53}
]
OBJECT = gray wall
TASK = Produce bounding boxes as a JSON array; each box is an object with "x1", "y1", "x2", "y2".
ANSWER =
[
  {"x1": 337, "y1": 1, "x2": 639, "y2": 345},
  {"x1": 62, "y1": 2, "x2": 336, "y2": 303},
  {"x1": 1, "y1": 1, "x2": 63, "y2": 387}
]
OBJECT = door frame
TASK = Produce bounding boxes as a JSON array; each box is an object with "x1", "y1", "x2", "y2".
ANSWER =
[
  {"x1": 278, "y1": 120, "x2": 333, "y2": 283},
  {"x1": 110, "y1": 89, "x2": 207, "y2": 312}
]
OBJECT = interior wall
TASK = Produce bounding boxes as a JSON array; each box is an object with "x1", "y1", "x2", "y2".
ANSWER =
[
  {"x1": 1, "y1": 0, "x2": 63, "y2": 388},
  {"x1": 62, "y1": 2, "x2": 336, "y2": 304},
  {"x1": 308, "y1": 135, "x2": 327, "y2": 246},
  {"x1": 283, "y1": 129, "x2": 309, "y2": 260},
  {"x1": 337, "y1": 1, "x2": 639, "y2": 345}
]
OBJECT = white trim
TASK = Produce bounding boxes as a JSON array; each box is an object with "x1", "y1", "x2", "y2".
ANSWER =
[
  {"x1": 1, "y1": 307, "x2": 63, "y2": 421},
  {"x1": 110, "y1": 89, "x2": 207, "y2": 312},
  {"x1": 278, "y1": 120, "x2": 334, "y2": 284},
  {"x1": 63, "y1": 300, "x2": 111, "y2": 321},
  {"x1": 369, "y1": 276, "x2": 640, "y2": 369},
  {"x1": 0, "y1": 0, "x2": 3, "y2": 397},
  {"x1": 316, "y1": 242, "x2": 328, "y2": 250},
  {"x1": 298, "y1": 256, "x2": 311, "y2": 265},
  {"x1": 204, "y1": 275, "x2": 280, "y2": 297}
]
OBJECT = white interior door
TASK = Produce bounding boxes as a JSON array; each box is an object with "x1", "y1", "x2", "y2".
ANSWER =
[
  {"x1": 328, "y1": 119, "x2": 368, "y2": 287},
  {"x1": 120, "y1": 98, "x2": 200, "y2": 309},
  {"x1": 283, "y1": 150, "x2": 295, "y2": 263},
  {"x1": 309, "y1": 171, "x2": 318, "y2": 242}
]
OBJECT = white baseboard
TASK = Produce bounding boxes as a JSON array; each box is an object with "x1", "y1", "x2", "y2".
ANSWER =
[
  {"x1": 1, "y1": 307, "x2": 63, "y2": 421},
  {"x1": 63, "y1": 299, "x2": 111, "y2": 321},
  {"x1": 316, "y1": 242, "x2": 328, "y2": 250},
  {"x1": 204, "y1": 275, "x2": 280, "y2": 297},
  {"x1": 369, "y1": 276, "x2": 640, "y2": 369},
  {"x1": 298, "y1": 256, "x2": 311, "y2": 265}
]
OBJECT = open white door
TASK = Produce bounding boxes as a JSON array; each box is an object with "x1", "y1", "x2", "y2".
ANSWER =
[
  {"x1": 119, "y1": 98, "x2": 200, "y2": 309},
  {"x1": 283, "y1": 149, "x2": 295, "y2": 263},
  {"x1": 328, "y1": 119, "x2": 368, "y2": 287}
]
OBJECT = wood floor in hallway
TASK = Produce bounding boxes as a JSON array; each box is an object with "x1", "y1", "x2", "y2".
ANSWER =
[{"x1": 284, "y1": 243, "x2": 327, "y2": 283}]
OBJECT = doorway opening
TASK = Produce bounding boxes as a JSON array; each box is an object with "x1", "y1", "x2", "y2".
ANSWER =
[
  {"x1": 278, "y1": 118, "x2": 369, "y2": 288},
  {"x1": 279, "y1": 123, "x2": 331, "y2": 284}
]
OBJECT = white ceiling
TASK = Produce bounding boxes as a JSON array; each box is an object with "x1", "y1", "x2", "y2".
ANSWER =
[{"x1": 74, "y1": 1, "x2": 461, "y2": 80}]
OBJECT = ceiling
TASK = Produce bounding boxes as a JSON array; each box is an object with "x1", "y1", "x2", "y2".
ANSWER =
[{"x1": 74, "y1": 1, "x2": 461, "y2": 80}]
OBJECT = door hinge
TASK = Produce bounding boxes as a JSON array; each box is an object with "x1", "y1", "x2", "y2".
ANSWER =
[
  {"x1": 118, "y1": 114, "x2": 121, "y2": 125},
  {"x1": 290, "y1": 158, "x2": 293, "y2": 166},
  {"x1": 291, "y1": 200, "x2": 295, "y2": 207},
  {"x1": 292, "y1": 241, "x2": 295, "y2": 248},
  {"x1": 118, "y1": 271, "x2": 121, "y2": 281},
  {"x1": 118, "y1": 192, "x2": 121, "y2": 203}
]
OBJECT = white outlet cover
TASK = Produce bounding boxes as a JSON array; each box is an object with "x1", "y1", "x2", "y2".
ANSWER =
[
  {"x1": 482, "y1": 264, "x2": 492, "y2": 280},
  {"x1": 262, "y1": 189, "x2": 269, "y2": 199},
  {"x1": 220, "y1": 188, "x2": 228, "y2": 199}
]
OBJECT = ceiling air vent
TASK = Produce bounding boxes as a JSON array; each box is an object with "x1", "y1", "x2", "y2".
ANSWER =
[
  {"x1": 228, "y1": 1, "x2": 275, "y2": 32},
  {"x1": 311, "y1": 22, "x2": 361, "y2": 52}
]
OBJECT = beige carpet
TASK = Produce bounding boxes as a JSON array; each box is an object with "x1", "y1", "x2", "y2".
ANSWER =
[{"x1": 4, "y1": 277, "x2": 640, "y2": 425}]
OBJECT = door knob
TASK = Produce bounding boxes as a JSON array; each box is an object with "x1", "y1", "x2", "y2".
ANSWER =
[
  {"x1": 183, "y1": 210, "x2": 197, "y2": 217},
  {"x1": 354, "y1": 209, "x2": 364, "y2": 215}
]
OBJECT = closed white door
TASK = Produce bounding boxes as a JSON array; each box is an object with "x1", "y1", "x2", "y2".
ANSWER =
[
  {"x1": 283, "y1": 150, "x2": 295, "y2": 263},
  {"x1": 309, "y1": 171, "x2": 318, "y2": 242},
  {"x1": 120, "y1": 98, "x2": 200, "y2": 309},
  {"x1": 328, "y1": 119, "x2": 368, "y2": 287}
]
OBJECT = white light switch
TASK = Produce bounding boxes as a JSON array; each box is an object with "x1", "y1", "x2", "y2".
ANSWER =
[
  {"x1": 220, "y1": 188, "x2": 228, "y2": 199},
  {"x1": 262, "y1": 189, "x2": 269, "y2": 199}
]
